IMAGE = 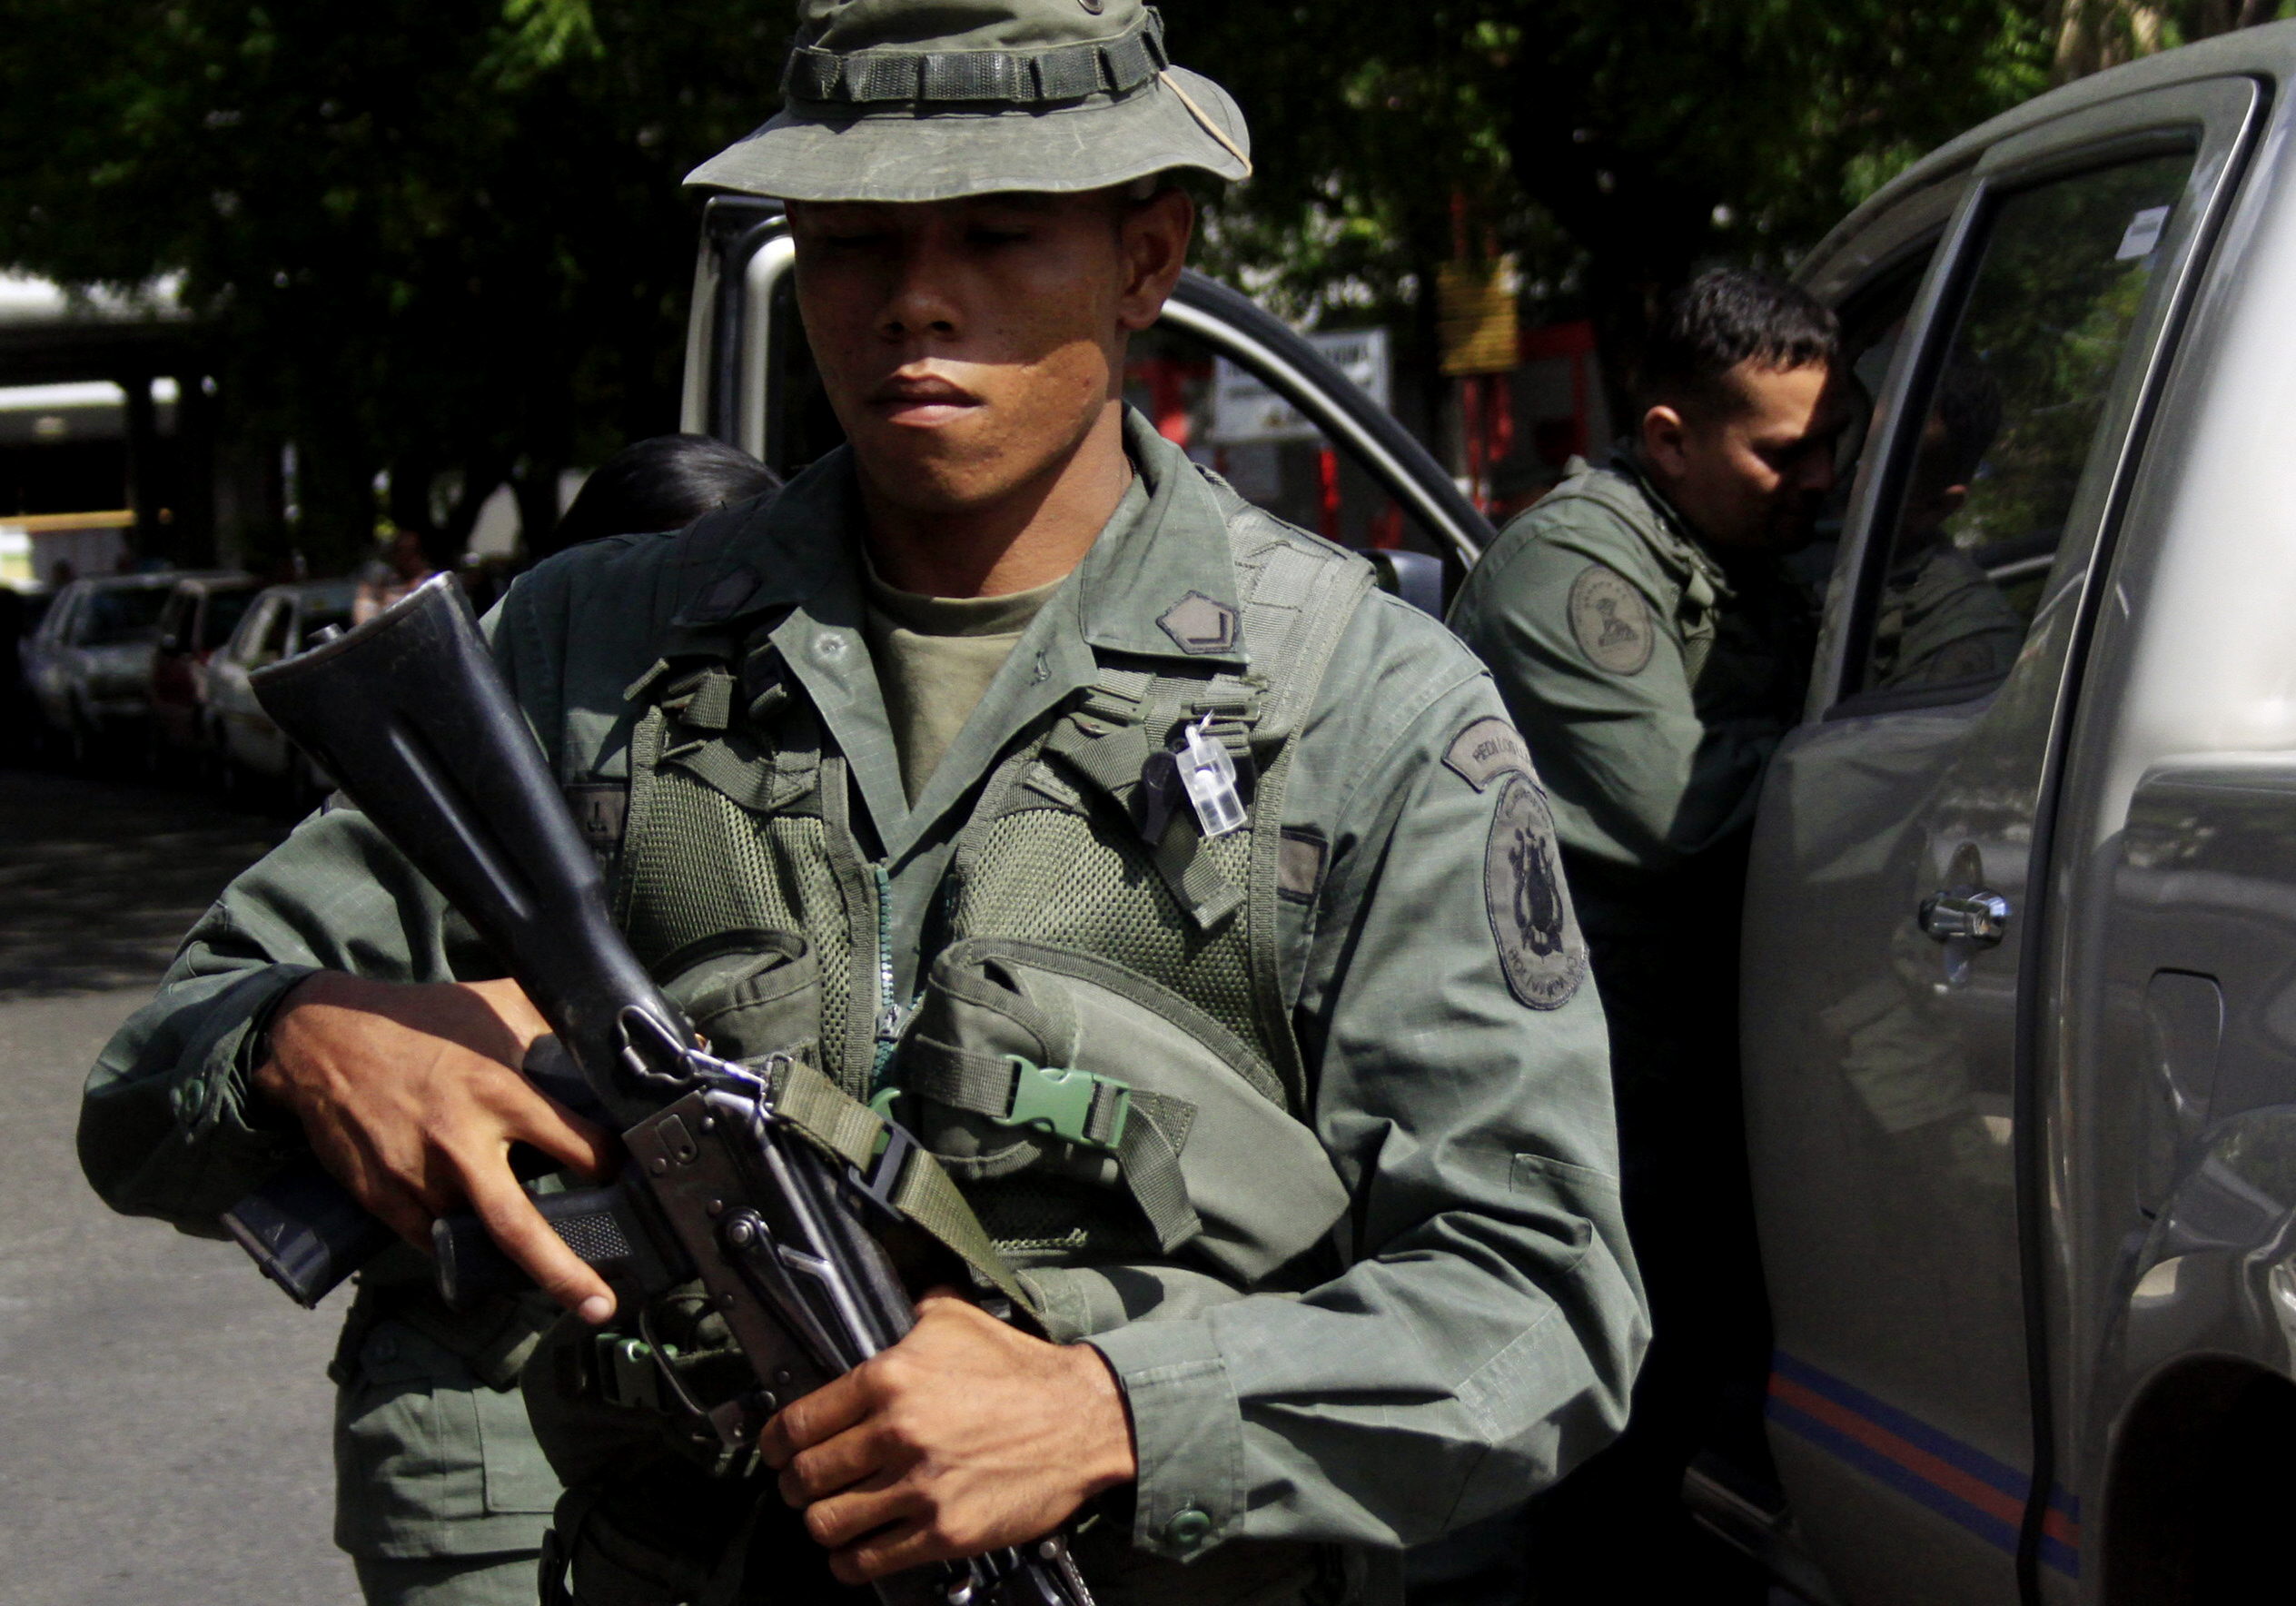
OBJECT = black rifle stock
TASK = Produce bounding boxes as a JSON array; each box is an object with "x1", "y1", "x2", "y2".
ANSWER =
[{"x1": 219, "y1": 576, "x2": 1094, "y2": 1606}]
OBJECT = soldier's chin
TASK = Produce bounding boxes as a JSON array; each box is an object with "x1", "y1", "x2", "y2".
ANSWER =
[
  {"x1": 853, "y1": 438, "x2": 1016, "y2": 516},
  {"x1": 1768, "y1": 511, "x2": 1823, "y2": 552}
]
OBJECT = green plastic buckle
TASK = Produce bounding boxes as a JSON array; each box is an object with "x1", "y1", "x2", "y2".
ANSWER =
[{"x1": 996, "y1": 1055, "x2": 1129, "y2": 1150}]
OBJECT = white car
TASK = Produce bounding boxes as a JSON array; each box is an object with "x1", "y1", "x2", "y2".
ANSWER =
[{"x1": 204, "y1": 580, "x2": 356, "y2": 799}]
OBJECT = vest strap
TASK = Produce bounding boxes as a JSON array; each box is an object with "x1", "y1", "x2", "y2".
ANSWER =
[
  {"x1": 770, "y1": 1060, "x2": 1044, "y2": 1322},
  {"x1": 894, "y1": 1038, "x2": 1204, "y2": 1254}
]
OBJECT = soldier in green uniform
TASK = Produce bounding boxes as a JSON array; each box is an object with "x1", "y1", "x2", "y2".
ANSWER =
[
  {"x1": 1447, "y1": 269, "x2": 1849, "y2": 1601},
  {"x1": 79, "y1": 4, "x2": 1646, "y2": 1603}
]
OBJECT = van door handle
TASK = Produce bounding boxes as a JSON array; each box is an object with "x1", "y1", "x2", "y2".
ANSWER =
[{"x1": 1919, "y1": 888, "x2": 2011, "y2": 946}]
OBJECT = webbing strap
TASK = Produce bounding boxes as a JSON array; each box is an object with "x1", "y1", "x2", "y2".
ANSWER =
[
  {"x1": 1151, "y1": 811, "x2": 1243, "y2": 927},
  {"x1": 784, "y1": 9, "x2": 1169, "y2": 106},
  {"x1": 1039, "y1": 670, "x2": 1254, "y2": 932},
  {"x1": 771, "y1": 1061, "x2": 1043, "y2": 1320},
  {"x1": 896, "y1": 1038, "x2": 1202, "y2": 1254}
]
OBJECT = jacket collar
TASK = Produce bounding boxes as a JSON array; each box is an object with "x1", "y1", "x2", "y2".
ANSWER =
[
  {"x1": 666, "y1": 408, "x2": 1249, "y2": 857},
  {"x1": 1605, "y1": 440, "x2": 1735, "y2": 601}
]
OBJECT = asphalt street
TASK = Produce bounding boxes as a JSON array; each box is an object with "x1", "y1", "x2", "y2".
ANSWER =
[{"x1": 0, "y1": 764, "x2": 358, "y2": 1605}]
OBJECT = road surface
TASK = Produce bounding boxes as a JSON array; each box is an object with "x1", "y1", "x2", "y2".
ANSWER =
[{"x1": 0, "y1": 766, "x2": 357, "y2": 1605}]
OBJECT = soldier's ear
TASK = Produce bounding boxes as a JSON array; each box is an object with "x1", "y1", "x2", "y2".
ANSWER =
[
  {"x1": 1116, "y1": 187, "x2": 1193, "y2": 332},
  {"x1": 1641, "y1": 403, "x2": 1691, "y2": 479}
]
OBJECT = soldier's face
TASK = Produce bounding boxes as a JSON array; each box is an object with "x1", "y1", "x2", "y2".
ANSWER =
[
  {"x1": 1643, "y1": 360, "x2": 1850, "y2": 551},
  {"x1": 790, "y1": 188, "x2": 1193, "y2": 515}
]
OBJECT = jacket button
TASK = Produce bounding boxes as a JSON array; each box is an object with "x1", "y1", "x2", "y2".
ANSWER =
[
  {"x1": 1163, "y1": 1508, "x2": 1212, "y2": 1549},
  {"x1": 370, "y1": 1335, "x2": 398, "y2": 1363}
]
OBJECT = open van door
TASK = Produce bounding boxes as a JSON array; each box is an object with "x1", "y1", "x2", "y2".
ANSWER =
[{"x1": 1745, "y1": 74, "x2": 2258, "y2": 1606}]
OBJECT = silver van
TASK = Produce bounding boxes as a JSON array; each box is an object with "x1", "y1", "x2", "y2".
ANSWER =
[{"x1": 1735, "y1": 24, "x2": 2296, "y2": 1606}]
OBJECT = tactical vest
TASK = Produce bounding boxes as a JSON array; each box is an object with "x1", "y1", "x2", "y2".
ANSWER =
[{"x1": 534, "y1": 480, "x2": 1376, "y2": 1606}]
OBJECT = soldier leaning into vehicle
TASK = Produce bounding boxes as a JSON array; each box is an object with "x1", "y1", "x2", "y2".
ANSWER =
[
  {"x1": 1448, "y1": 269, "x2": 1850, "y2": 1602},
  {"x1": 78, "y1": 4, "x2": 1647, "y2": 1603}
]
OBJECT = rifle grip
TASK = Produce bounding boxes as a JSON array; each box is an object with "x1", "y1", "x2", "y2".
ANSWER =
[{"x1": 431, "y1": 1185, "x2": 646, "y2": 1310}]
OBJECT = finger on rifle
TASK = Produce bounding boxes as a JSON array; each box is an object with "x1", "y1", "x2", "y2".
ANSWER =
[
  {"x1": 304, "y1": 1119, "x2": 436, "y2": 1251},
  {"x1": 828, "y1": 1513, "x2": 948, "y2": 1585},
  {"x1": 460, "y1": 1157, "x2": 616, "y2": 1323},
  {"x1": 803, "y1": 1470, "x2": 915, "y2": 1555},
  {"x1": 499, "y1": 1077, "x2": 619, "y2": 1182},
  {"x1": 759, "y1": 1369, "x2": 872, "y2": 1469},
  {"x1": 779, "y1": 1421, "x2": 883, "y2": 1507}
]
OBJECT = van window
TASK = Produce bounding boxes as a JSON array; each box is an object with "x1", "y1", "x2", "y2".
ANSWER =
[{"x1": 1854, "y1": 151, "x2": 2194, "y2": 702}]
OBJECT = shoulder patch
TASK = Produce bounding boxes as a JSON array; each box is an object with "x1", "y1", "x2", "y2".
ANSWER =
[
  {"x1": 1485, "y1": 773, "x2": 1588, "y2": 1010},
  {"x1": 1568, "y1": 564, "x2": 1656, "y2": 675},
  {"x1": 1444, "y1": 716, "x2": 1535, "y2": 792}
]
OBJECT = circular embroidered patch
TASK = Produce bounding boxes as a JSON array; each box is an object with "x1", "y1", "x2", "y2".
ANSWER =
[
  {"x1": 1484, "y1": 773, "x2": 1587, "y2": 1010},
  {"x1": 1568, "y1": 564, "x2": 1656, "y2": 675}
]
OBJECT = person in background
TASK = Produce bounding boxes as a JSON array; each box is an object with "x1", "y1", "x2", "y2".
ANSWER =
[
  {"x1": 1447, "y1": 268, "x2": 1852, "y2": 1602},
  {"x1": 352, "y1": 529, "x2": 440, "y2": 625},
  {"x1": 540, "y1": 434, "x2": 782, "y2": 562}
]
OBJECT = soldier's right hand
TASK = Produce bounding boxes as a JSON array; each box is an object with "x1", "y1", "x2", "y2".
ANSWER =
[{"x1": 252, "y1": 971, "x2": 620, "y2": 1323}]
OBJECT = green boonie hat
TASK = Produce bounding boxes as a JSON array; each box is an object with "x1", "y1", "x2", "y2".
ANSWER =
[{"x1": 685, "y1": 0, "x2": 1251, "y2": 203}]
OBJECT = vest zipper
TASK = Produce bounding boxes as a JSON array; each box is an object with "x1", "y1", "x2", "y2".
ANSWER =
[{"x1": 870, "y1": 862, "x2": 915, "y2": 1086}]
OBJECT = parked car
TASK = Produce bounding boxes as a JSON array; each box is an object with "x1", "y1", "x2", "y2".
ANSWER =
[
  {"x1": 22, "y1": 571, "x2": 233, "y2": 764},
  {"x1": 146, "y1": 572, "x2": 258, "y2": 773},
  {"x1": 205, "y1": 580, "x2": 355, "y2": 799}
]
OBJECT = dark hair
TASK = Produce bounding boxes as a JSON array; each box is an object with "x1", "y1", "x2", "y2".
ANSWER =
[
  {"x1": 1638, "y1": 268, "x2": 1839, "y2": 417},
  {"x1": 542, "y1": 434, "x2": 782, "y2": 560}
]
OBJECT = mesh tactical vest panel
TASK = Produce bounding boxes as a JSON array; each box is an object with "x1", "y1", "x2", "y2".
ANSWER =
[{"x1": 611, "y1": 480, "x2": 1370, "y2": 1278}]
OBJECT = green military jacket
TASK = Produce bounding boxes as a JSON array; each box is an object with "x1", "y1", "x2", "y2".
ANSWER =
[
  {"x1": 1446, "y1": 451, "x2": 1813, "y2": 936},
  {"x1": 81, "y1": 413, "x2": 1644, "y2": 1597}
]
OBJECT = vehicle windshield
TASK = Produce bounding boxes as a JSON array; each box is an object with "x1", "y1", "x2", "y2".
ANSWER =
[
  {"x1": 82, "y1": 587, "x2": 173, "y2": 647},
  {"x1": 202, "y1": 590, "x2": 257, "y2": 650}
]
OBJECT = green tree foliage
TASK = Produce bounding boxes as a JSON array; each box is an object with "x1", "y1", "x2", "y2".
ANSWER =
[
  {"x1": 4, "y1": 0, "x2": 2289, "y2": 568},
  {"x1": 0, "y1": 0, "x2": 793, "y2": 569},
  {"x1": 1174, "y1": 0, "x2": 2291, "y2": 405},
  {"x1": 1172, "y1": 0, "x2": 2055, "y2": 403}
]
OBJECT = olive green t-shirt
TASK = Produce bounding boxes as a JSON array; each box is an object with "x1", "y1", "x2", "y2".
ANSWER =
[{"x1": 862, "y1": 568, "x2": 1061, "y2": 804}]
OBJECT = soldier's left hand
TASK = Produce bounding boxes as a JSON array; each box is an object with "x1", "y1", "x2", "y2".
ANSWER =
[{"x1": 758, "y1": 1287, "x2": 1136, "y2": 1582}]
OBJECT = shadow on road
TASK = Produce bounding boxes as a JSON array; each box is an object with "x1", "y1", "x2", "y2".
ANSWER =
[{"x1": 0, "y1": 765, "x2": 289, "y2": 999}]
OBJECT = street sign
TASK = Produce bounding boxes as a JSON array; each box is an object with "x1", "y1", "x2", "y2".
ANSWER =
[{"x1": 1212, "y1": 327, "x2": 1389, "y2": 446}]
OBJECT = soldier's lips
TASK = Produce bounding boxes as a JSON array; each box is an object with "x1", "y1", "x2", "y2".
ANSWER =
[{"x1": 866, "y1": 374, "x2": 982, "y2": 427}]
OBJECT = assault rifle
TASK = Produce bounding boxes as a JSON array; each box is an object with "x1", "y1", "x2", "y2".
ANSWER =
[{"x1": 218, "y1": 575, "x2": 1093, "y2": 1606}]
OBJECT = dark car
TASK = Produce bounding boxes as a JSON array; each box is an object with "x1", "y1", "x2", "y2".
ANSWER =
[
  {"x1": 146, "y1": 572, "x2": 258, "y2": 774},
  {"x1": 22, "y1": 572, "x2": 235, "y2": 764}
]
